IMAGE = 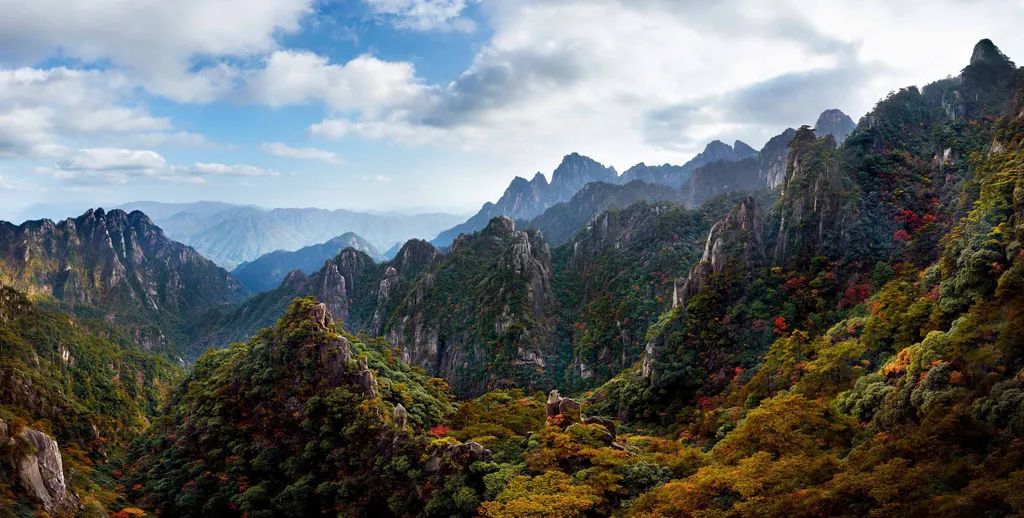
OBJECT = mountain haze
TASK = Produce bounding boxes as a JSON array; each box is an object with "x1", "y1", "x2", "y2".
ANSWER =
[{"x1": 232, "y1": 232, "x2": 383, "y2": 293}]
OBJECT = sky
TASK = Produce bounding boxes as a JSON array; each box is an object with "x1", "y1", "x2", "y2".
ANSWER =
[{"x1": 0, "y1": 0, "x2": 1022, "y2": 221}]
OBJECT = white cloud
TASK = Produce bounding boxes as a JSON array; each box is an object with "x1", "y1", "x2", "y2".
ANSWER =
[
  {"x1": 0, "y1": 0, "x2": 313, "y2": 102},
  {"x1": 0, "y1": 173, "x2": 25, "y2": 190},
  {"x1": 362, "y1": 174, "x2": 393, "y2": 183},
  {"x1": 0, "y1": 67, "x2": 171, "y2": 159},
  {"x1": 364, "y1": 0, "x2": 475, "y2": 32},
  {"x1": 188, "y1": 163, "x2": 280, "y2": 177},
  {"x1": 248, "y1": 51, "x2": 428, "y2": 112},
  {"x1": 36, "y1": 148, "x2": 279, "y2": 186},
  {"x1": 57, "y1": 148, "x2": 168, "y2": 172},
  {"x1": 262, "y1": 142, "x2": 343, "y2": 165}
]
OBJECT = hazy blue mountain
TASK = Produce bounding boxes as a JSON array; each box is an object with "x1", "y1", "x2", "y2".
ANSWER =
[
  {"x1": 232, "y1": 232, "x2": 384, "y2": 293},
  {"x1": 116, "y1": 201, "x2": 463, "y2": 269}
]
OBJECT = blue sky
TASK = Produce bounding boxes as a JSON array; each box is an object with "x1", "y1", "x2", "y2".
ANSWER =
[{"x1": 1, "y1": 0, "x2": 1023, "y2": 221}]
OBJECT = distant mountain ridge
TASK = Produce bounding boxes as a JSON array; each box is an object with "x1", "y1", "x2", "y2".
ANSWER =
[
  {"x1": 431, "y1": 114, "x2": 845, "y2": 247},
  {"x1": 431, "y1": 153, "x2": 617, "y2": 246},
  {"x1": 0, "y1": 208, "x2": 247, "y2": 355},
  {"x1": 117, "y1": 201, "x2": 464, "y2": 269},
  {"x1": 232, "y1": 232, "x2": 383, "y2": 293}
]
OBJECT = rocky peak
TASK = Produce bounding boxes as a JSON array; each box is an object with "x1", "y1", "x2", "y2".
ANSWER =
[
  {"x1": 758, "y1": 127, "x2": 798, "y2": 189},
  {"x1": 0, "y1": 208, "x2": 246, "y2": 353},
  {"x1": 814, "y1": 109, "x2": 856, "y2": 143},
  {"x1": 734, "y1": 140, "x2": 758, "y2": 158},
  {"x1": 970, "y1": 38, "x2": 1013, "y2": 67},
  {"x1": 282, "y1": 269, "x2": 308, "y2": 287},
  {"x1": 700, "y1": 140, "x2": 734, "y2": 162},
  {"x1": 550, "y1": 152, "x2": 617, "y2": 193},
  {"x1": 393, "y1": 239, "x2": 439, "y2": 270},
  {"x1": 772, "y1": 125, "x2": 851, "y2": 266},
  {"x1": 485, "y1": 216, "x2": 516, "y2": 235},
  {"x1": 674, "y1": 196, "x2": 765, "y2": 307}
]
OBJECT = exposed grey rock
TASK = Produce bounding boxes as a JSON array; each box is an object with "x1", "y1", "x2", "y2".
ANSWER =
[
  {"x1": 393, "y1": 403, "x2": 408, "y2": 428},
  {"x1": 546, "y1": 389, "x2": 563, "y2": 417},
  {"x1": 232, "y1": 232, "x2": 384, "y2": 293},
  {"x1": 317, "y1": 336, "x2": 353, "y2": 385},
  {"x1": 545, "y1": 389, "x2": 582, "y2": 425},
  {"x1": 813, "y1": 109, "x2": 856, "y2": 143},
  {"x1": 758, "y1": 128, "x2": 797, "y2": 189},
  {"x1": 3, "y1": 421, "x2": 81, "y2": 514},
  {"x1": 310, "y1": 303, "x2": 332, "y2": 330},
  {"x1": 356, "y1": 357, "x2": 378, "y2": 397},
  {"x1": 424, "y1": 440, "x2": 493, "y2": 474},
  {"x1": 674, "y1": 196, "x2": 765, "y2": 308}
]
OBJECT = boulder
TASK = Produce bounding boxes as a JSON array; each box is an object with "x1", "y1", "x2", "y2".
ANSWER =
[
  {"x1": 2, "y1": 420, "x2": 81, "y2": 514},
  {"x1": 393, "y1": 403, "x2": 408, "y2": 429},
  {"x1": 310, "y1": 303, "x2": 332, "y2": 329},
  {"x1": 583, "y1": 416, "x2": 617, "y2": 440}
]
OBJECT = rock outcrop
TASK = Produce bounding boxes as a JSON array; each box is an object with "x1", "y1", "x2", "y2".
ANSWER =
[
  {"x1": 1, "y1": 418, "x2": 81, "y2": 515},
  {"x1": 772, "y1": 126, "x2": 854, "y2": 267},
  {"x1": 232, "y1": 232, "x2": 383, "y2": 293},
  {"x1": 758, "y1": 128, "x2": 797, "y2": 189},
  {"x1": 424, "y1": 441, "x2": 493, "y2": 474},
  {"x1": 681, "y1": 157, "x2": 761, "y2": 208},
  {"x1": 674, "y1": 196, "x2": 766, "y2": 307},
  {"x1": 545, "y1": 390, "x2": 623, "y2": 449},
  {"x1": 813, "y1": 109, "x2": 856, "y2": 143},
  {"x1": 386, "y1": 217, "x2": 558, "y2": 396}
]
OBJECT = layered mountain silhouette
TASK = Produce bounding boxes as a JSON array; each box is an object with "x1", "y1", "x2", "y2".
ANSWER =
[
  {"x1": 120, "y1": 201, "x2": 463, "y2": 269},
  {"x1": 232, "y1": 232, "x2": 383, "y2": 293}
]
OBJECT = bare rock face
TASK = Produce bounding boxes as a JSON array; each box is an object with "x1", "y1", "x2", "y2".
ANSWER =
[
  {"x1": 674, "y1": 196, "x2": 765, "y2": 308},
  {"x1": 393, "y1": 403, "x2": 408, "y2": 428},
  {"x1": 0, "y1": 419, "x2": 81, "y2": 514},
  {"x1": 424, "y1": 441, "x2": 493, "y2": 474},
  {"x1": 772, "y1": 126, "x2": 850, "y2": 267},
  {"x1": 758, "y1": 128, "x2": 797, "y2": 190},
  {"x1": 0, "y1": 208, "x2": 247, "y2": 352},
  {"x1": 546, "y1": 389, "x2": 582, "y2": 426},
  {"x1": 543, "y1": 390, "x2": 624, "y2": 449},
  {"x1": 356, "y1": 357, "x2": 378, "y2": 397},
  {"x1": 310, "y1": 302, "x2": 333, "y2": 329},
  {"x1": 546, "y1": 389, "x2": 564, "y2": 417},
  {"x1": 813, "y1": 109, "x2": 856, "y2": 143}
]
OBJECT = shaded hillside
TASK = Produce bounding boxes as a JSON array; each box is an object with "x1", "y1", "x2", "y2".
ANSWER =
[
  {"x1": 388, "y1": 217, "x2": 559, "y2": 396},
  {"x1": 232, "y1": 232, "x2": 383, "y2": 293},
  {"x1": 0, "y1": 284, "x2": 181, "y2": 515},
  {"x1": 0, "y1": 209, "x2": 247, "y2": 356},
  {"x1": 522, "y1": 180, "x2": 688, "y2": 246},
  {"x1": 195, "y1": 240, "x2": 440, "y2": 359},
  {"x1": 126, "y1": 299, "x2": 471, "y2": 516}
]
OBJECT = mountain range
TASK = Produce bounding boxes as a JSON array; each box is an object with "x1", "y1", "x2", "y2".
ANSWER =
[
  {"x1": 431, "y1": 121, "x2": 813, "y2": 246},
  {"x1": 231, "y1": 232, "x2": 384, "y2": 293},
  {"x1": 116, "y1": 201, "x2": 464, "y2": 269},
  {"x1": 2, "y1": 38, "x2": 1023, "y2": 518}
]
